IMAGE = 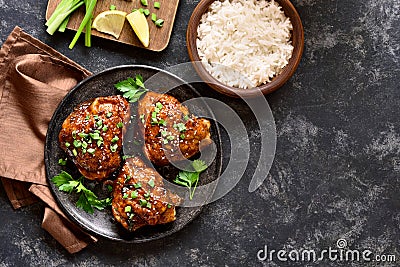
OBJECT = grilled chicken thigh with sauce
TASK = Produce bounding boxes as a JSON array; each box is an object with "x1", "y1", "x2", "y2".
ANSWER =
[
  {"x1": 112, "y1": 156, "x2": 180, "y2": 231},
  {"x1": 59, "y1": 95, "x2": 130, "y2": 181},
  {"x1": 138, "y1": 91, "x2": 212, "y2": 166}
]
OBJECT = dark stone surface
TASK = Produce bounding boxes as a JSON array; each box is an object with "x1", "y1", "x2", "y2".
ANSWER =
[{"x1": 0, "y1": 0, "x2": 399, "y2": 266}]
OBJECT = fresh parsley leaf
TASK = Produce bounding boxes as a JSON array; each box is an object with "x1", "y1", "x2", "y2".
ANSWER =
[
  {"x1": 75, "y1": 182, "x2": 87, "y2": 193},
  {"x1": 51, "y1": 171, "x2": 73, "y2": 187},
  {"x1": 115, "y1": 75, "x2": 148, "y2": 103},
  {"x1": 51, "y1": 171, "x2": 111, "y2": 214},
  {"x1": 101, "y1": 197, "x2": 112, "y2": 207},
  {"x1": 76, "y1": 193, "x2": 94, "y2": 214},
  {"x1": 174, "y1": 171, "x2": 198, "y2": 186},
  {"x1": 135, "y1": 74, "x2": 145, "y2": 87},
  {"x1": 173, "y1": 160, "x2": 208, "y2": 200},
  {"x1": 192, "y1": 159, "x2": 208, "y2": 172},
  {"x1": 114, "y1": 80, "x2": 134, "y2": 92},
  {"x1": 59, "y1": 180, "x2": 80, "y2": 193}
]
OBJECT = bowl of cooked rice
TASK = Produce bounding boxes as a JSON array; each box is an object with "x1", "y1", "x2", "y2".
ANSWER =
[{"x1": 186, "y1": 0, "x2": 304, "y2": 97}]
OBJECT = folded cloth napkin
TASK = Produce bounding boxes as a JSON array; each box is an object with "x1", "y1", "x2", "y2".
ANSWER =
[{"x1": 0, "y1": 26, "x2": 97, "y2": 253}]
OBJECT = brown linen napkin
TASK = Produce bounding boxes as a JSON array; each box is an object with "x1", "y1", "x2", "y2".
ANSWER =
[{"x1": 0, "y1": 26, "x2": 96, "y2": 253}]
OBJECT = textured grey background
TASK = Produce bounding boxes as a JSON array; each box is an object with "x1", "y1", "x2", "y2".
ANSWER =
[{"x1": 0, "y1": 0, "x2": 399, "y2": 266}]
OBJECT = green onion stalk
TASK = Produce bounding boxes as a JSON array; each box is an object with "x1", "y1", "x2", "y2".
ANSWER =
[
  {"x1": 69, "y1": 0, "x2": 97, "y2": 49},
  {"x1": 46, "y1": 0, "x2": 84, "y2": 35},
  {"x1": 57, "y1": 16, "x2": 70, "y2": 32}
]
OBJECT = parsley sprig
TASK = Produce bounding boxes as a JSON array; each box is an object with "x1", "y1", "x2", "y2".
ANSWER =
[
  {"x1": 114, "y1": 74, "x2": 148, "y2": 103},
  {"x1": 173, "y1": 159, "x2": 208, "y2": 200},
  {"x1": 51, "y1": 171, "x2": 111, "y2": 214}
]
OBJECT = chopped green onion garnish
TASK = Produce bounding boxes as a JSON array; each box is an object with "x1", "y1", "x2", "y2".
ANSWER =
[
  {"x1": 167, "y1": 203, "x2": 172, "y2": 208},
  {"x1": 158, "y1": 119, "x2": 167, "y2": 126},
  {"x1": 131, "y1": 190, "x2": 138, "y2": 198},
  {"x1": 134, "y1": 182, "x2": 142, "y2": 189},
  {"x1": 87, "y1": 148, "x2": 96, "y2": 154},
  {"x1": 146, "y1": 202, "x2": 152, "y2": 209},
  {"x1": 102, "y1": 125, "x2": 108, "y2": 132},
  {"x1": 123, "y1": 193, "x2": 128, "y2": 199},
  {"x1": 144, "y1": 192, "x2": 150, "y2": 199},
  {"x1": 96, "y1": 120, "x2": 103, "y2": 127},
  {"x1": 110, "y1": 4, "x2": 116, "y2": 10},
  {"x1": 148, "y1": 179, "x2": 155, "y2": 188},
  {"x1": 89, "y1": 132, "x2": 100, "y2": 140},
  {"x1": 123, "y1": 155, "x2": 135, "y2": 160},
  {"x1": 82, "y1": 141, "x2": 88, "y2": 148},
  {"x1": 154, "y1": 103, "x2": 162, "y2": 113},
  {"x1": 155, "y1": 19, "x2": 164, "y2": 27},
  {"x1": 72, "y1": 131, "x2": 77, "y2": 139},
  {"x1": 58, "y1": 158, "x2": 67, "y2": 166},
  {"x1": 154, "y1": 2, "x2": 161, "y2": 9},
  {"x1": 106, "y1": 112, "x2": 112, "y2": 118},
  {"x1": 173, "y1": 122, "x2": 186, "y2": 132},
  {"x1": 78, "y1": 132, "x2": 88, "y2": 138},
  {"x1": 151, "y1": 117, "x2": 158, "y2": 124},
  {"x1": 151, "y1": 13, "x2": 157, "y2": 22},
  {"x1": 141, "y1": 0, "x2": 148, "y2": 6},
  {"x1": 131, "y1": 190, "x2": 139, "y2": 198},
  {"x1": 85, "y1": 115, "x2": 90, "y2": 120},
  {"x1": 161, "y1": 130, "x2": 168, "y2": 137},
  {"x1": 167, "y1": 135, "x2": 175, "y2": 141},
  {"x1": 72, "y1": 149, "x2": 78, "y2": 157},
  {"x1": 65, "y1": 142, "x2": 70, "y2": 147},
  {"x1": 143, "y1": 9, "x2": 150, "y2": 16},
  {"x1": 139, "y1": 199, "x2": 147, "y2": 207},
  {"x1": 156, "y1": 102, "x2": 163, "y2": 109},
  {"x1": 73, "y1": 140, "x2": 82, "y2": 148},
  {"x1": 117, "y1": 122, "x2": 124, "y2": 128},
  {"x1": 97, "y1": 139, "x2": 103, "y2": 147},
  {"x1": 111, "y1": 136, "x2": 119, "y2": 143},
  {"x1": 110, "y1": 144, "x2": 118, "y2": 152},
  {"x1": 183, "y1": 114, "x2": 189, "y2": 121},
  {"x1": 180, "y1": 134, "x2": 185, "y2": 139},
  {"x1": 125, "y1": 206, "x2": 132, "y2": 212}
]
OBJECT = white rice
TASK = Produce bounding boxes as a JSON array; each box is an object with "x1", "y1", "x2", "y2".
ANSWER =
[{"x1": 196, "y1": 0, "x2": 294, "y2": 89}]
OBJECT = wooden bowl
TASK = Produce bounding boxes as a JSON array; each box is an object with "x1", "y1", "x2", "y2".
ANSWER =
[{"x1": 186, "y1": 0, "x2": 304, "y2": 98}]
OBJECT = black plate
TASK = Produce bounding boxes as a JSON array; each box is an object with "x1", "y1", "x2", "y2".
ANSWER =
[{"x1": 45, "y1": 65, "x2": 222, "y2": 242}]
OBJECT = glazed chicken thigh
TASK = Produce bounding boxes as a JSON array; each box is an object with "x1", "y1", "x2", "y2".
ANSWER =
[
  {"x1": 138, "y1": 91, "x2": 212, "y2": 166},
  {"x1": 112, "y1": 156, "x2": 180, "y2": 231},
  {"x1": 59, "y1": 95, "x2": 130, "y2": 180}
]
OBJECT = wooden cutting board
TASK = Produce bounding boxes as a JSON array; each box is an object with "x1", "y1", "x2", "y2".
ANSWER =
[{"x1": 46, "y1": 0, "x2": 180, "y2": 51}]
